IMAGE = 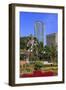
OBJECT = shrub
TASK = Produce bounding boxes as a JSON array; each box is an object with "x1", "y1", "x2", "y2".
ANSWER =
[{"x1": 34, "y1": 61, "x2": 44, "y2": 70}]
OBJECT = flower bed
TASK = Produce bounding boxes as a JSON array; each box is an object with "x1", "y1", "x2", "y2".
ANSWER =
[{"x1": 20, "y1": 70, "x2": 56, "y2": 78}]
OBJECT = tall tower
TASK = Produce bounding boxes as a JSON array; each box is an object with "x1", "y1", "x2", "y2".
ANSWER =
[{"x1": 34, "y1": 21, "x2": 44, "y2": 45}]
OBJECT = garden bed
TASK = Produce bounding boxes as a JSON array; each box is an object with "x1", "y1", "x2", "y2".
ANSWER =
[{"x1": 20, "y1": 70, "x2": 57, "y2": 78}]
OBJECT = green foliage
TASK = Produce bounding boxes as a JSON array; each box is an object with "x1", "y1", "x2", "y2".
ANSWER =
[
  {"x1": 20, "y1": 36, "x2": 57, "y2": 63},
  {"x1": 50, "y1": 45, "x2": 57, "y2": 63},
  {"x1": 34, "y1": 61, "x2": 44, "y2": 70},
  {"x1": 38, "y1": 42, "x2": 44, "y2": 53},
  {"x1": 44, "y1": 45, "x2": 57, "y2": 63},
  {"x1": 26, "y1": 69, "x2": 31, "y2": 72},
  {"x1": 20, "y1": 37, "x2": 29, "y2": 49},
  {"x1": 20, "y1": 54, "x2": 26, "y2": 60},
  {"x1": 43, "y1": 45, "x2": 51, "y2": 61},
  {"x1": 29, "y1": 53, "x2": 39, "y2": 64}
]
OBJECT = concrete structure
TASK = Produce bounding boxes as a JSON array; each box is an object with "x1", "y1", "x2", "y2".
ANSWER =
[
  {"x1": 34, "y1": 21, "x2": 44, "y2": 45},
  {"x1": 46, "y1": 33, "x2": 58, "y2": 47}
]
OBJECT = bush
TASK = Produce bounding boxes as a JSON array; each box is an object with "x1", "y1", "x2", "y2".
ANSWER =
[{"x1": 34, "y1": 61, "x2": 44, "y2": 70}]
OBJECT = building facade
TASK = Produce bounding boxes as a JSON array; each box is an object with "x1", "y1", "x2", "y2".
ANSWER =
[{"x1": 46, "y1": 33, "x2": 58, "y2": 47}]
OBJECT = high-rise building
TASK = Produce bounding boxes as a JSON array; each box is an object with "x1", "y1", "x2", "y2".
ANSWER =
[
  {"x1": 46, "y1": 33, "x2": 58, "y2": 47},
  {"x1": 34, "y1": 21, "x2": 44, "y2": 45}
]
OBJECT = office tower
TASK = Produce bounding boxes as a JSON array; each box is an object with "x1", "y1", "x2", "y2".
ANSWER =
[{"x1": 34, "y1": 21, "x2": 44, "y2": 45}]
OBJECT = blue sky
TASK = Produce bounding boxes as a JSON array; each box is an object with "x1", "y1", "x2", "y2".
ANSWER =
[{"x1": 20, "y1": 12, "x2": 58, "y2": 45}]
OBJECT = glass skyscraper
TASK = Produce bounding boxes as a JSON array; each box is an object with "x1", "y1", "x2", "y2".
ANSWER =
[{"x1": 34, "y1": 21, "x2": 44, "y2": 45}]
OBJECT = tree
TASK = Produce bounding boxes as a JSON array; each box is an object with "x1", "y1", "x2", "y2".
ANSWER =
[
  {"x1": 29, "y1": 43, "x2": 39, "y2": 64},
  {"x1": 50, "y1": 45, "x2": 57, "y2": 63},
  {"x1": 38, "y1": 42, "x2": 44, "y2": 53},
  {"x1": 43, "y1": 45, "x2": 57, "y2": 63},
  {"x1": 43, "y1": 45, "x2": 51, "y2": 62},
  {"x1": 20, "y1": 37, "x2": 29, "y2": 49}
]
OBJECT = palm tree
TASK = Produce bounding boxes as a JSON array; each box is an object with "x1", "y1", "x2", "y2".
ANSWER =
[{"x1": 28, "y1": 36, "x2": 39, "y2": 63}]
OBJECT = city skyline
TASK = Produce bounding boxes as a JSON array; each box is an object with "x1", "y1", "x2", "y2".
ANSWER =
[{"x1": 20, "y1": 12, "x2": 58, "y2": 45}]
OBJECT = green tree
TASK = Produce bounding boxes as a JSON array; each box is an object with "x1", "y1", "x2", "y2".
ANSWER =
[
  {"x1": 38, "y1": 42, "x2": 44, "y2": 53},
  {"x1": 20, "y1": 37, "x2": 29, "y2": 49},
  {"x1": 43, "y1": 45, "x2": 57, "y2": 63},
  {"x1": 50, "y1": 45, "x2": 57, "y2": 63}
]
